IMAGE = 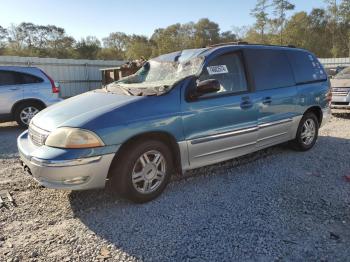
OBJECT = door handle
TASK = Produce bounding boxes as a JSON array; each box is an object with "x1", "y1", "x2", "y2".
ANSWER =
[
  {"x1": 262, "y1": 96, "x2": 272, "y2": 105},
  {"x1": 9, "y1": 87, "x2": 19, "y2": 91},
  {"x1": 240, "y1": 100, "x2": 253, "y2": 109}
]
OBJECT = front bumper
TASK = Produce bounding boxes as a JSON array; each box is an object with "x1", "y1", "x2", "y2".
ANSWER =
[
  {"x1": 17, "y1": 130, "x2": 115, "y2": 190},
  {"x1": 331, "y1": 93, "x2": 350, "y2": 109}
]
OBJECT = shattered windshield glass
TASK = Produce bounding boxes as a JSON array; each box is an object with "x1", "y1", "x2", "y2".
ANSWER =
[{"x1": 106, "y1": 48, "x2": 207, "y2": 96}]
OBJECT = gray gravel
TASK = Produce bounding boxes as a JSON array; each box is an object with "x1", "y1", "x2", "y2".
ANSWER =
[{"x1": 1, "y1": 114, "x2": 350, "y2": 262}]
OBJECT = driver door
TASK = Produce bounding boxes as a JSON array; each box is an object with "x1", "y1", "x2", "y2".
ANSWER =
[{"x1": 181, "y1": 51, "x2": 259, "y2": 169}]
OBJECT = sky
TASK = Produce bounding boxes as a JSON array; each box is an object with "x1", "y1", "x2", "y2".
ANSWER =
[{"x1": 0, "y1": 0, "x2": 327, "y2": 40}]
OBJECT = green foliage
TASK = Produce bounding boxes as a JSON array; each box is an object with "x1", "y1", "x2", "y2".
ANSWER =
[
  {"x1": 250, "y1": 0, "x2": 271, "y2": 43},
  {"x1": 0, "y1": 1, "x2": 349, "y2": 60}
]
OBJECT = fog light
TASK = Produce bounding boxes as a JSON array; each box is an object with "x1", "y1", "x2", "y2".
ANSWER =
[{"x1": 63, "y1": 176, "x2": 89, "y2": 185}]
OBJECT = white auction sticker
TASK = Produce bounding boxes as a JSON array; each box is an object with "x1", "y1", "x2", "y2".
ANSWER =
[{"x1": 207, "y1": 65, "x2": 228, "y2": 75}]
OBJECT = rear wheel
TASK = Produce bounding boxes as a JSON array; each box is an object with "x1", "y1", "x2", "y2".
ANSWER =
[
  {"x1": 290, "y1": 112, "x2": 319, "y2": 151},
  {"x1": 14, "y1": 103, "x2": 44, "y2": 128},
  {"x1": 109, "y1": 139, "x2": 173, "y2": 203}
]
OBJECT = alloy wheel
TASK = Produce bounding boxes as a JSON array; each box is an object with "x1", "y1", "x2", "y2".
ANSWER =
[
  {"x1": 20, "y1": 106, "x2": 39, "y2": 126},
  {"x1": 131, "y1": 150, "x2": 167, "y2": 194},
  {"x1": 301, "y1": 118, "x2": 316, "y2": 145}
]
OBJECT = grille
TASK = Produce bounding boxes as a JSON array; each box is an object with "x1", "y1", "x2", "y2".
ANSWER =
[
  {"x1": 332, "y1": 102, "x2": 349, "y2": 105},
  {"x1": 332, "y1": 88, "x2": 350, "y2": 97},
  {"x1": 28, "y1": 124, "x2": 49, "y2": 147}
]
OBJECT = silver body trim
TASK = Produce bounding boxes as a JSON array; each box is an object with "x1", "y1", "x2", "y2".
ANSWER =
[
  {"x1": 179, "y1": 116, "x2": 304, "y2": 171},
  {"x1": 191, "y1": 126, "x2": 258, "y2": 145},
  {"x1": 194, "y1": 141, "x2": 256, "y2": 158},
  {"x1": 258, "y1": 118, "x2": 293, "y2": 129}
]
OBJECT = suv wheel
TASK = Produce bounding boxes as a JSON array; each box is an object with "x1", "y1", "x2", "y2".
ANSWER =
[
  {"x1": 109, "y1": 140, "x2": 173, "y2": 203},
  {"x1": 14, "y1": 103, "x2": 44, "y2": 128},
  {"x1": 290, "y1": 112, "x2": 319, "y2": 151}
]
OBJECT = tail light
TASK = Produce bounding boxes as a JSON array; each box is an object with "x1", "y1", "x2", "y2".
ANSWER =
[
  {"x1": 40, "y1": 69, "x2": 60, "y2": 93},
  {"x1": 326, "y1": 90, "x2": 332, "y2": 102}
]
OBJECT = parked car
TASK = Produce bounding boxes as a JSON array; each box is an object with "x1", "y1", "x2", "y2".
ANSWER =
[
  {"x1": 17, "y1": 44, "x2": 331, "y2": 203},
  {"x1": 325, "y1": 66, "x2": 347, "y2": 78},
  {"x1": 0, "y1": 66, "x2": 61, "y2": 127},
  {"x1": 330, "y1": 66, "x2": 350, "y2": 110}
]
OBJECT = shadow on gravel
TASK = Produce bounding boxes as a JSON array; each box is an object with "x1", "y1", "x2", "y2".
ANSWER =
[
  {"x1": 332, "y1": 112, "x2": 350, "y2": 120},
  {"x1": 69, "y1": 135, "x2": 350, "y2": 261},
  {"x1": 0, "y1": 123, "x2": 24, "y2": 158}
]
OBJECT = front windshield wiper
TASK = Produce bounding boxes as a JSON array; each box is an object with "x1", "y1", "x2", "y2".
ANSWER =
[
  {"x1": 106, "y1": 84, "x2": 137, "y2": 96},
  {"x1": 117, "y1": 85, "x2": 135, "y2": 96}
]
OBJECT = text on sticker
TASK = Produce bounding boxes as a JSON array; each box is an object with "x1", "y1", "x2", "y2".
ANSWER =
[{"x1": 207, "y1": 65, "x2": 229, "y2": 75}]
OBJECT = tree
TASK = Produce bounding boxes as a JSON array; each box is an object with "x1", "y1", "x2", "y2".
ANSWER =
[
  {"x1": 75, "y1": 36, "x2": 101, "y2": 59},
  {"x1": 338, "y1": 0, "x2": 350, "y2": 56},
  {"x1": 272, "y1": 0, "x2": 295, "y2": 44},
  {"x1": 308, "y1": 8, "x2": 332, "y2": 57},
  {"x1": 102, "y1": 32, "x2": 130, "y2": 59},
  {"x1": 194, "y1": 18, "x2": 220, "y2": 47},
  {"x1": 0, "y1": 26, "x2": 7, "y2": 49},
  {"x1": 125, "y1": 35, "x2": 153, "y2": 59},
  {"x1": 151, "y1": 22, "x2": 196, "y2": 56},
  {"x1": 251, "y1": 0, "x2": 271, "y2": 43},
  {"x1": 220, "y1": 31, "x2": 238, "y2": 43}
]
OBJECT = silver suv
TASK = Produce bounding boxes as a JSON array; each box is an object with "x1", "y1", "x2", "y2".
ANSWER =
[{"x1": 0, "y1": 66, "x2": 62, "y2": 127}]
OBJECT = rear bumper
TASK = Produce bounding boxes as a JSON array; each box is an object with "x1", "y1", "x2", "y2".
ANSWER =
[
  {"x1": 44, "y1": 97, "x2": 63, "y2": 107},
  {"x1": 17, "y1": 130, "x2": 115, "y2": 190}
]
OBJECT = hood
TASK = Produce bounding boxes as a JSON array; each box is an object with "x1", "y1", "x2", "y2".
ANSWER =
[
  {"x1": 330, "y1": 78, "x2": 350, "y2": 88},
  {"x1": 32, "y1": 90, "x2": 142, "y2": 131}
]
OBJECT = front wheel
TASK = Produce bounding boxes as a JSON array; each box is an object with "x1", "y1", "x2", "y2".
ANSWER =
[
  {"x1": 109, "y1": 140, "x2": 173, "y2": 203},
  {"x1": 290, "y1": 112, "x2": 319, "y2": 151}
]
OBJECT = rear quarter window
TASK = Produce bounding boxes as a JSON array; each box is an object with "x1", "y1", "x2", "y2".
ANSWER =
[
  {"x1": 286, "y1": 50, "x2": 327, "y2": 84},
  {"x1": 0, "y1": 71, "x2": 17, "y2": 86},
  {"x1": 244, "y1": 49, "x2": 295, "y2": 91}
]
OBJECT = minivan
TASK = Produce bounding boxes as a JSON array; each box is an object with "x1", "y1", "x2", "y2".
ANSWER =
[
  {"x1": 17, "y1": 43, "x2": 331, "y2": 203},
  {"x1": 0, "y1": 66, "x2": 61, "y2": 127}
]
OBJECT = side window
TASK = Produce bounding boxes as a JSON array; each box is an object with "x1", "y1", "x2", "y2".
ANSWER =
[
  {"x1": 0, "y1": 71, "x2": 17, "y2": 86},
  {"x1": 245, "y1": 49, "x2": 295, "y2": 91},
  {"x1": 198, "y1": 52, "x2": 248, "y2": 96},
  {"x1": 0, "y1": 70, "x2": 43, "y2": 86},
  {"x1": 286, "y1": 50, "x2": 327, "y2": 84},
  {"x1": 16, "y1": 72, "x2": 43, "y2": 85}
]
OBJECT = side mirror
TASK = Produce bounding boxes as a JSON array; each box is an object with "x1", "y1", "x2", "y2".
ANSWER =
[{"x1": 195, "y1": 79, "x2": 220, "y2": 97}]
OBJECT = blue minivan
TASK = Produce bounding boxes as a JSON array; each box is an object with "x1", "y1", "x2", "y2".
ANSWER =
[{"x1": 17, "y1": 43, "x2": 331, "y2": 202}]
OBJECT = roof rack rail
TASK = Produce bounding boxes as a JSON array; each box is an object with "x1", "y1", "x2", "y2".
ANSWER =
[
  {"x1": 208, "y1": 41, "x2": 248, "y2": 47},
  {"x1": 208, "y1": 41, "x2": 297, "y2": 48}
]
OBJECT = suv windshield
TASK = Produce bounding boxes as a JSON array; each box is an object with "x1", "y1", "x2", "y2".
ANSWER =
[
  {"x1": 106, "y1": 48, "x2": 207, "y2": 96},
  {"x1": 334, "y1": 67, "x2": 350, "y2": 79}
]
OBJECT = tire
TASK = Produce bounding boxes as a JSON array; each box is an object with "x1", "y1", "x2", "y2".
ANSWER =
[
  {"x1": 14, "y1": 103, "x2": 44, "y2": 128},
  {"x1": 109, "y1": 139, "x2": 174, "y2": 203},
  {"x1": 290, "y1": 112, "x2": 319, "y2": 151}
]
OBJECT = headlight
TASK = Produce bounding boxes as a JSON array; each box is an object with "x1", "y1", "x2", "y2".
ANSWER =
[{"x1": 45, "y1": 127, "x2": 104, "y2": 149}]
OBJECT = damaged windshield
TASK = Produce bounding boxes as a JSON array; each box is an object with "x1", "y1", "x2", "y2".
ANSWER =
[{"x1": 106, "y1": 48, "x2": 207, "y2": 96}]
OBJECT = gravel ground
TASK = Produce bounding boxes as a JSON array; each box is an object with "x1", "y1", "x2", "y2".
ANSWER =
[{"x1": 0, "y1": 113, "x2": 350, "y2": 262}]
